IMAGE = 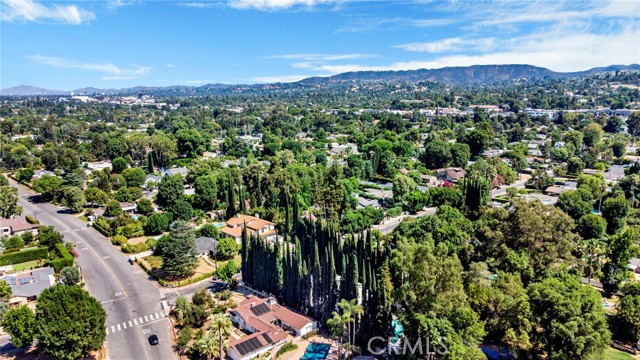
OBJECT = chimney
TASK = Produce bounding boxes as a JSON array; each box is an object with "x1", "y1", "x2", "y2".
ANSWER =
[{"x1": 255, "y1": 213, "x2": 260, "y2": 219}]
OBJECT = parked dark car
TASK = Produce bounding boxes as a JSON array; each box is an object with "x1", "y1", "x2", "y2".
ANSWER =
[
  {"x1": 148, "y1": 334, "x2": 159, "y2": 345},
  {"x1": 207, "y1": 282, "x2": 230, "y2": 293}
]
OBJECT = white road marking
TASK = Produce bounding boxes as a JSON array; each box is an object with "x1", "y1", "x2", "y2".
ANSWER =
[
  {"x1": 139, "y1": 317, "x2": 144, "y2": 324},
  {"x1": 103, "y1": 256, "x2": 110, "y2": 259},
  {"x1": 117, "y1": 324, "x2": 121, "y2": 331},
  {"x1": 111, "y1": 326, "x2": 115, "y2": 333},
  {"x1": 144, "y1": 315, "x2": 148, "y2": 321},
  {"x1": 122, "y1": 322, "x2": 127, "y2": 329},
  {"x1": 134, "y1": 319, "x2": 138, "y2": 325},
  {"x1": 129, "y1": 321, "x2": 132, "y2": 327}
]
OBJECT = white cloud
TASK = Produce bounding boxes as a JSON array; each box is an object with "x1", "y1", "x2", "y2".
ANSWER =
[
  {"x1": 175, "y1": 2, "x2": 224, "y2": 8},
  {"x1": 165, "y1": 63, "x2": 177, "y2": 68},
  {"x1": 474, "y1": 0, "x2": 639, "y2": 26},
  {"x1": 26, "y1": 55, "x2": 152, "y2": 79},
  {"x1": 410, "y1": 18, "x2": 455, "y2": 27},
  {"x1": 228, "y1": 0, "x2": 337, "y2": 10},
  {"x1": 1, "y1": 0, "x2": 95, "y2": 24},
  {"x1": 251, "y1": 74, "x2": 317, "y2": 83},
  {"x1": 311, "y1": 27, "x2": 640, "y2": 74},
  {"x1": 269, "y1": 53, "x2": 375, "y2": 61},
  {"x1": 395, "y1": 37, "x2": 495, "y2": 53}
]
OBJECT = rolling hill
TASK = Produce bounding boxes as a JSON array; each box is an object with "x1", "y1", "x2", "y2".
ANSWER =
[{"x1": 2, "y1": 64, "x2": 638, "y2": 96}]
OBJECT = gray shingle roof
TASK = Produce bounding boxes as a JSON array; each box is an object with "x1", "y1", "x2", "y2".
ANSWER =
[
  {"x1": 0, "y1": 267, "x2": 55, "y2": 298},
  {"x1": 196, "y1": 237, "x2": 218, "y2": 255}
]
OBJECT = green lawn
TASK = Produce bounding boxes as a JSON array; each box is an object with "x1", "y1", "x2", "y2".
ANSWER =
[
  {"x1": 143, "y1": 255, "x2": 163, "y2": 269},
  {"x1": 605, "y1": 348, "x2": 634, "y2": 360},
  {"x1": 13, "y1": 260, "x2": 40, "y2": 271}
]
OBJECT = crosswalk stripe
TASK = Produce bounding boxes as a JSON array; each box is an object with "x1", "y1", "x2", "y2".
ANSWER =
[
  {"x1": 144, "y1": 315, "x2": 148, "y2": 321},
  {"x1": 129, "y1": 321, "x2": 133, "y2": 327},
  {"x1": 122, "y1": 322, "x2": 127, "y2": 329},
  {"x1": 111, "y1": 326, "x2": 115, "y2": 333},
  {"x1": 134, "y1": 319, "x2": 138, "y2": 325},
  {"x1": 106, "y1": 328, "x2": 109, "y2": 335},
  {"x1": 117, "y1": 324, "x2": 121, "y2": 331},
  {"x1": 139, "y1": 317, "x2": 144, "y2": 324}
]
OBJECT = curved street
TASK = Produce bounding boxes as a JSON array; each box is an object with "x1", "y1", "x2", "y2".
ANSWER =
[{"x1": 9, "y1": 179, "x2": 176, "y2": 360}]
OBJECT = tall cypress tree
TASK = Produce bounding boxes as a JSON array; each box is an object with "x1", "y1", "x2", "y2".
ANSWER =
[{"x1": 147, "y1": 151, "x2": 154, "y2": 173}]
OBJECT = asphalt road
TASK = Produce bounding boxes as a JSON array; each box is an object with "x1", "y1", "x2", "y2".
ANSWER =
[
  {"x1": 10, "y1": 180, "x2": 176, "y2": 360},
  {"x1": 372, "y1": 207, "x2": 437, "y2": 234},
  {"x1": 490, "y1": 177, "x2": 528, "y2": 198}
]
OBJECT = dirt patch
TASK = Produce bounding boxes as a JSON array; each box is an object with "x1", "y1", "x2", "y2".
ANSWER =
[{"x1": 127, "y1": 236, "x2": 149, "y2": 245}]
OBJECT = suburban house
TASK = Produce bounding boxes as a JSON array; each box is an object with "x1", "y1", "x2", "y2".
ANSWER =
[
  {"x1": 0, "y1": 267, "x2": 55, "y2": 305},
  {"x1": 0, "y1": 218, "x2": 39, "y2": 237},
  {"x1": 227, "y1": 328, "x2": 287, "y2": 360},
  {"x1": 356, "y1": 196, "x2": 381, "y2": 209},
  {"x1": 32, "y1": 169, "x2": 56, "y2": 180},
  {"x1": 420, "y1": 174, "x2": 442, "y2": 187},
  {"x1": 196, "y1": 236, "x2": 218, "y2": 258},
  {"x1": 84, "y1": 161, "x2": 113, "y2": 172},
  {"x1": 165, "y1": 167, "x2": 189, "y2": 177},
  {"x1": 227, "y1": 295, "x2": 317, "y2": 360},
  {"x1": 436, "y1": 168, "x2": 466, "y2": 183},
  {"x1": 229, "y1": 296, "x2": 318, "y2": 337},
  {"x1": 544, "y1": 186, "x2": 571, "y2": 197},
  {"x1": 221, "y1": 215, "x2": 276, "y2": 244},
  {"x1": 120, "y1": 202, "x2": 137, "y2": 214},
  {"x1": 145, "y1": 174, "x2": 162, "y2": 186}
]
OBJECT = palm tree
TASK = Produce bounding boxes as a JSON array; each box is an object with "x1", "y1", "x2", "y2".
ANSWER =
[
  {"x1": 327, "y1": 311, "x2": 349, "y2": 360},
  {"x1": 580, "y1": 237, "x2": 606, "y2": 283},
  {"x1": 196, "y1": 333, "x2": 218, "y2": 360},
  {"x1": 337, "y1": 299, "x2": 364, "y2": 348},
  {"x1": 210, "y1": 313, "x2": 233, "y2": 360}
]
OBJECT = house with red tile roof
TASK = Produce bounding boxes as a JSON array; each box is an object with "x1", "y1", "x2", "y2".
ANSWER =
[
  {"x1": 220, "y1": 214, "x2": 276, "y2": 244},
  {"x1": 227, "y1": 295, "x2": 318, "y2": 360}
]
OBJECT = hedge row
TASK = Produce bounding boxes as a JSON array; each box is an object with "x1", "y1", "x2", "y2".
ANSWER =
[
  {"x1": 160, "y1": 272, "x2": 215, "y2": 288},
  {"x1": 50, "y1": 244, "x2": 74, "y2": 272},
  {"x1": 91, "y1": 218, "x2": 111, "y2": 237},
  {"x1": 0, "y1": 247, "x2": 48, "y2": 266},
  {"x1": 25, "y1": 216, "x2": 39, "y2": 224}
]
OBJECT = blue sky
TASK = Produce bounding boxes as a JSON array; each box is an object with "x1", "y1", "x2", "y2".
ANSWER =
[{"x1": 1, "y1": 0, "x2": 639, "y2": 90}]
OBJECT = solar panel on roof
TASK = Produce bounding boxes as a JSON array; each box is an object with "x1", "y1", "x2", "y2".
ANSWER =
[
  {"x1": 236, "y1": 336, "x2": 264, "y2": 356},
  {"x1": 250, "y1": 303, "x2": 270, "y2": 317},
  {"x1": 263, "y1": 333, "x2": 273, "y2": 344}
]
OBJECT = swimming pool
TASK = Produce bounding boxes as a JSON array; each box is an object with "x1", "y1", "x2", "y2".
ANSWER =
[{"x1": 300, "y1": 343, "x2": 331, "y2": 360}]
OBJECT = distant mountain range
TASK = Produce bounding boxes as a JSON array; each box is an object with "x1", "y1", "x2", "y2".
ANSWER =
[
  {"x1": 2, "y1": 64, "x2": 639, "y2": 96},
  {"x1": 298, "y1": 64, "x2": 640, "y2": 85}
]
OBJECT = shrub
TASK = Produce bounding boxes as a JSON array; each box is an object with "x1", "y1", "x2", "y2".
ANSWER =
[
  {"x1": 91, "y1": 217, "x2": 111, "y2": 237},
  {"x1": 0, "y1": 247, "x2": 48, "y2": 266},
  {"x1": 276, "y1": 343, "x2": 298, "y2": 358},
  {"x1": 25, "y1": 216, "x2": 39, "y2": 224},
  {"x1": 121, "y1": 243, "x2": 149, "y2": 254},
  {"x1": 386, "y1": 206, "x2": 403, "y2": 218},
  {"x1": 50, "y1": 243, "x2": 74, "y2": 272},
  {"x1": 145, "y1": 238, "x2": 158, "y2": 249},
  {"x1": 2, "y1": 236, "x2": 24, "y2": 250},
  {"x1": 111, "y1": 235, "x2": 128, "y2": 246},
  {"x1": 116, "y1": 222, "x2": 143, "y2": 239}
]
